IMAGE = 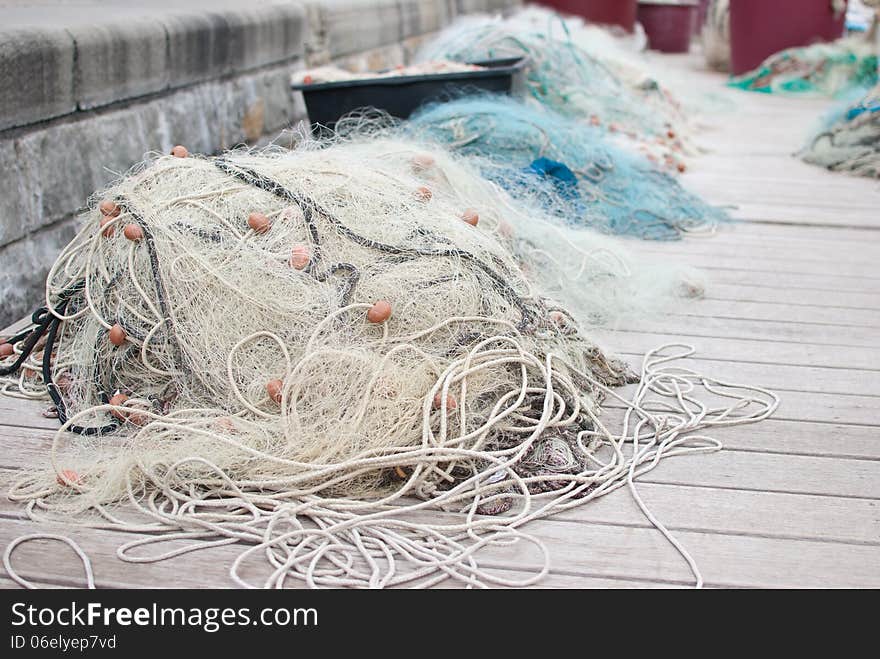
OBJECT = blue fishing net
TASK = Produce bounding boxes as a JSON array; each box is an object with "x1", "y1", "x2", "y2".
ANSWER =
[{"x1": 405, "y1": 97, "x2": 729, "y2": 241}]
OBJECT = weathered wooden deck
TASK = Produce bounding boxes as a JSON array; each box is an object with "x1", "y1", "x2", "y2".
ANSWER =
[{"x1": 2, "y1": 54, "x2": 878, "y2": 589}]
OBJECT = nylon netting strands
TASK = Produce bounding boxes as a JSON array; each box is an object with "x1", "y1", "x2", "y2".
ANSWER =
[
  {"x1": 3, "y1": 140, "x2": 631, "y2": 579},
  {"x1": 1, "y1": 142, "x2": 778, "y2": 588},
  {"x1": 502, "y1": 6, "x2": 651, "y2": 87},
  {"x1": 479, "y1": 5, "x2": 728, "y2": 120},
  {"x1": 728, "y1": 36, "x2": 878, "y2": 97},
  {"x1": 395, "y1": 97, "x2": 729, "y2": 241},
  {"x1": 321, "y1": 128, "x2": 708, "y2": 320},
  {"x1": 15, "y1": 141, "x2": 630, "y2": 487},
  {"x1": 415, "y1": 12, "x2": 692, "y2": 161},
  {"x1": 801, "y1": 82, "x2": 880, "y2": 177}
]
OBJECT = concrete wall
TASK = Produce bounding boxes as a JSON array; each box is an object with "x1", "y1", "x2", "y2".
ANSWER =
[{"x1": 0, "y1": 0, "x2": 522, "y2": 328}]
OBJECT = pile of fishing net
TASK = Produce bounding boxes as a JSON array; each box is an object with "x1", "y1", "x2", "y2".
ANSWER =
[
  {"x1": 395, "y1": 97, "x2": 729, "y2": 240},
  {"x1": 801, "y1": 81, "x2": 880, "y2": 177},
  {"x1": 509, "y1": 6, "x2": 651, "y2": 86},
  {"x1": 510, "y1": 5, "x2": 728, "y2": 118},
  {"x1": 416, "y1": 11, "x2": 692, "y2": 160},
  {"x1": 0, "y1": 137, "x2": 777, "y2": 588},
  {"x1": 329, "y1": 131, "x2": 706, "y2": 311},
  {"x1": 729, "y1": 33, "x2": 878, "y2": 97}
]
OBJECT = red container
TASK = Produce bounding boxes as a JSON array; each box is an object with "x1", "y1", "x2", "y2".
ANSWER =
[
  {"x1": 729, "y1": 0, "x2": 848, "y2": 75},
  {"x1": 534, "y1": 1, "x2": 638, "y2": 32},
  {"x1": 638, "y1": 1, "x2": 699, "y2": 54}
]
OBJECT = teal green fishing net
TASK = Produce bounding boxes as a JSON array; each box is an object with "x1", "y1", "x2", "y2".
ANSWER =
[
  {"x1": 801, "y1": 82, "x2": 880, "y2": 177},
  {"x1": 416, "y1": 16, "x2": 686, "y2": 148},
  {"x1": 404, "y1": 97, "x2": 729, "y2": 241},
  {"x1": 729, "y1": 37, "x2": 878, "y2": 96}
]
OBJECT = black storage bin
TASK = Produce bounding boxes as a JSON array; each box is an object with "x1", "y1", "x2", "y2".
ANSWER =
[{"x1": 291, "y1": 57, "x2": 527, "y2": 131}]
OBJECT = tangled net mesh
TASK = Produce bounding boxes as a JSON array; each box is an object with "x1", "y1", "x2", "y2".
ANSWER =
[
  {"x1": 801, "y1": 81, "x2": 880, "y2": 177},
  {"x1": 397, "y1": 97, "x2": 729, "y2": 240},
  {"x1": 330, "y1": 121, "x2": 708, "y2": 308},
  {"x1": 1, "y1": 136, "x2": 777, "y2": 589},
  {"x1": 416, "y1": 12, "x2": 692, "y2": 159},
  {"x1": 728, "y1": 35, "x2": 878, "y2": 97}
]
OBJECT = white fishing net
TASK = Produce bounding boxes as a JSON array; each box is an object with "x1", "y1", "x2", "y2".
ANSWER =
[{"x1": 1, "y1": 137, "x2": 777, "y2": 588}]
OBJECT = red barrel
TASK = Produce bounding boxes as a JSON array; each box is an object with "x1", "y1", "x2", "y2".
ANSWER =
[
  {"x1": 534, "y1": 1, "x2": 638, "y2": 32},
  {"x1": 729, "y1": 0, "x2": 849, "y2": 75},
  {"x1": 638, "y1": 1, "x2": 699, "y2": 54}
]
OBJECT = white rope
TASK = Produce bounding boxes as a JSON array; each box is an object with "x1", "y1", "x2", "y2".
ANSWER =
[
  {"x1": 3, "y1": 533, "x2": 95, "y2": 589},
  {"x1": 4, "y1": 342, "x2": 777, "y2": 589}
]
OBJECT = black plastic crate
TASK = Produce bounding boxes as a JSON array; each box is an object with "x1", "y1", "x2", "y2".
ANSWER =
[{"x1": 291, "y1": 57, "x2": 527, "y2": 131}]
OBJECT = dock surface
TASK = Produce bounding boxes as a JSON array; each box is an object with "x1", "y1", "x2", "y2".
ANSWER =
[{"x1": 2, "y1": 53, "x2": 878, "y2": 589}]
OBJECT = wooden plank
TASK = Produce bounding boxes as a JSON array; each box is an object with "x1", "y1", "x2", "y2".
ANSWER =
[
  {"x1": 738, "y1": 206, "x2": 878, "y2": 229},
  {"x1": 705, "y1": 269, "x2": 880, "y2": 293},
  {"x1": 593, "y1": 330, "x2": 880, "y2": 371},
  {"x1": 711, "y1": 220, "x2": 880, "y2": 243},
  {"x1": 634, "y1": 248, "x2": 880, "y2": 279},
  {"x1": 487, "y1": 520, "x2": 880, "y2": 588},
  {"x1": 621, "y1": 315, "x2": 880, "y2": 349},
  {"x1": 1, "y1": 505, "x2": 877, "y2": 589},
  {"x1": 0, "y1": 576, "x2": 72, "y2": 589},
  {"x1": 0, "y1": 425, "x2": 94, "y2": 468},
  {"x1": 656, "y1": 418, "x2": 880, "y2": 461},
  {"x1": 0, "y1": 516, "x2": 302, "y2": 589},
  {"x1": 637, "y1": 449, "x2": 880, "y2": 499},
  {"x1": 605, "y1": 379, "x2": 879, "y2": 426},
  {"x1": 0, "y1": 396, "x2": 52, "y2": 430},
  {"x1": 686, "y1": 172, "x2": 880, "y2": 199},
  {"x1": 735, "y1": 389, "x2": 880, "y2": 427},
  {"x1": 0, "y1": 317, "x2": 34, "y2": 339},
  {"x1": 0, "y1": 512, "x2": 688, "y2": 589},
  {"x1": 702, "y1": 229, "x2": 880, "y2": 251},
  {"x1": 672, "y1": 237, "x2": 880, "y2": 262},
  {"x1": 700, "y1": 201, "x2": 879, "y2": 229},
  {"x1": 666, "y1": 302, "x2": 880, "y2": 329},
  {"x1": 613, "y1": 354, "x2": 880, "y2": 397},
  {"x1": 703, "y1": 283, "x2": 880, "y2": 310},
  {"x1": 638, "y1": 245, "x2": 880, "y2": 273},
  {"x1": 553, "y1": 481, "x2": 880, "y2": 546}
]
